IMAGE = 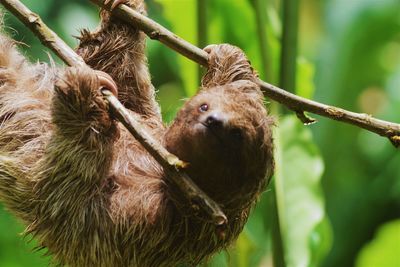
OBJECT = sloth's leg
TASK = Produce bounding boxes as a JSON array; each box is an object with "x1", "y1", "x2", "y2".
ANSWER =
[{"x1": 77, "y1": 0, "x2": 161, "y2": 122}]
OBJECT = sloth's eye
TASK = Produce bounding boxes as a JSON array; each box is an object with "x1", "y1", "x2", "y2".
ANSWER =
[{"x1": 199, "y1": 103, "x2": 209, "y2": 112}]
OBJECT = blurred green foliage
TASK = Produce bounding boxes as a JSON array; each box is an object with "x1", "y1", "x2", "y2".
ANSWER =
[
  {"x1": 0, "y1": 0, "x2": 399, "y2": 266},
  {"x1": 356, "y1": 219, "x2": 400, "y2": 267}
]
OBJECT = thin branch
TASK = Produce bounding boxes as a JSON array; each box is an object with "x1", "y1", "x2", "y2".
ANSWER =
[
  {"x1": 0, "y1": 0, "x2": 227, "y2": 226},
  {"x1": 90, "y1": 0, "x2": 400, "y2": 148}
]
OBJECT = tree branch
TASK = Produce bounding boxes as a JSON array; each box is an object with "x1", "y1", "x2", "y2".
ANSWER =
[
  {"x1": 0, "y1": 0, "x2": 227, "y2": 227},
  {"x1": 91, "y1": 0, "x2": 400, "y2": 148}
]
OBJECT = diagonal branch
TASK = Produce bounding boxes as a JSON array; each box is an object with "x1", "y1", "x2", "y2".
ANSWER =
[
  {"x1": 90, "y1": 0, "x2": 400, "y2": 148},
  {"x1": 0, "y1": 0, "x2": 227, "y2": 227}
]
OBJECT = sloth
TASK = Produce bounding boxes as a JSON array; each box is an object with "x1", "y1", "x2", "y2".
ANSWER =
[{"x1": 0, "y1": 0, "x2": 274, "y2": 266}]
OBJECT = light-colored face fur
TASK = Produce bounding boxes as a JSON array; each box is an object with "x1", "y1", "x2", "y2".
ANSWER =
[{"x1": 165, "y1": 80, "x2": 274, "y2": 204}]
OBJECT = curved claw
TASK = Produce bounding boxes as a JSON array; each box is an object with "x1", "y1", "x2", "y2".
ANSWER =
[
  {"x1": 203, "y1": 44, "x2": 217, "y2": 54},
  {"x1": 95, "y1": 70, "x2": 118, "y2": 97},
  {"x1": 104, "y1": 0, "x2": 129, "y2": 10}
]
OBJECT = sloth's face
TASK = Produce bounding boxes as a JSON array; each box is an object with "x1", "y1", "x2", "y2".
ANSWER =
[
  {"x1": 165, "y1": 81, "x2": 272, "y2": 164},
  {"x1": 164, "y1": 81, "x2": 274, "y2": 200},
  {"x1": 185, "y1": 91, "x2": 250, "y2": 149},
  {"x1": 164, "y1": 82, "x2": 273, "y2": 203}
]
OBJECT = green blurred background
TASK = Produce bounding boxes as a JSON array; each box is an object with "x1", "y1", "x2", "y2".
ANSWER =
[{"x1": 0, "y1": 0, "x2": 399, "y2": 266}]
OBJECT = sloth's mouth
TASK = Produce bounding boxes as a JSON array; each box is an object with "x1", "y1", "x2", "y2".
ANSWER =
[
  {"x1": 199, "y1": 121, "x2": 225, "y2": 144},
  {"x1": 198, "y1": 119, "x2": 245, "y2": 147}
]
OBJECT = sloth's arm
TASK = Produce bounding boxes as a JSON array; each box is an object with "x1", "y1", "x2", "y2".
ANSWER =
[
  {"x1": 77, "y1": 0, "x2": 161, "y2": 119},
  {"x1": 32, "y1": 67, "x2": 117, "y2": 240},
  {"x1": 201, "y1": 44, "x2": 258, "y2": 88}
]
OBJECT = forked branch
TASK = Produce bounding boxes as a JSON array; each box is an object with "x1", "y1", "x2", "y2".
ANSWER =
[
  {"x1": 91, "y1": 0, "x2": 400, "y2": 147},
  {"x1": 0, "y1": 0, "x2": 227, "y2": 227}
]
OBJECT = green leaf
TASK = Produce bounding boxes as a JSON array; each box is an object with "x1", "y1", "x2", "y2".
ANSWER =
[
  {"x1": 356, "y1": 220, "x2": 400, "y2": 267},
  {"x1": 275, "y1": 115, "x2": 331, "y2": 267},
  {"x1": 155, "y1": 0, "x2": 198, "y2": 96},
  {"x1": 296, "y1": 57, "x2": 316, "y2": 99},
  {"x1": 309, "y1": 218, "x2": 333, "y2": 267}
]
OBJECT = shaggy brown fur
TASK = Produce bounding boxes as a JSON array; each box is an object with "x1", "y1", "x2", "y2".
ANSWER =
[{"x1": 0, "y1": 1, "x2": 274, "y2": 266}]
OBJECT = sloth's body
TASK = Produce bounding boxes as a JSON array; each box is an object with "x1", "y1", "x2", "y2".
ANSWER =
[{"x1": 0, "y1": 1, "x2": 274, "y2": 266}]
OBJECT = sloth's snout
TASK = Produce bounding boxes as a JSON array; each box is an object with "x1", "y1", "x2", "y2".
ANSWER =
[{"x1": 203, "y1": 112, "x2": 228, "y2": 129}]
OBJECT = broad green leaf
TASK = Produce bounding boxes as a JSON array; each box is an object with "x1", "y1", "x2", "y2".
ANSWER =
[
  {"x1": 356, "y1": 220, "x2": 400, "y2": 267},
  {"x1": 309, "y1": 217, "x2": 333, "y2": 267},
  {"x1": 296, "y1": 57, "x2": 315, "y2": 99},
  {"x1": 154, "y1": 0, "x2": 198, "y2": 96},
  {"x1": 275, "y1": 116, "x2": 331, "y2": 267}
]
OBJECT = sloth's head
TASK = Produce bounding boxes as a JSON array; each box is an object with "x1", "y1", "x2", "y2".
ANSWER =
[{"x1": 165, "y1": 80, "x2": 274, "y2": 204}]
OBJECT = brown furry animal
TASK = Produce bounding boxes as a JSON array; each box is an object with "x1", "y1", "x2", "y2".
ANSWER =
[{"x1": 0, "y1": 0, "x2": 274, "y2": 266}]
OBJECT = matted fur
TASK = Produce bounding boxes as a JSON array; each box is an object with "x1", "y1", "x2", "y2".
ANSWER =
[{"x1": 0, "y1": 1, "x2": 274, "y2": 266}]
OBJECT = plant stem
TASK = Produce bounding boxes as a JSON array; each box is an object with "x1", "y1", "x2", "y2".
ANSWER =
[
  {"x1": 197, "y1": 0, "x2": 207, "y2": 84},
  {"x1": 251, "y1": 0, "x2": 287, "y2": 265},
  {"x1": 271, "y1": 186, "x2": 286, "y2": 267},
  {"x1": 279, "y1": 0, "x2": 300, "y2": 93},
  {"x1": 251, "y1": 0, "x2": 274, "y2": 82}
]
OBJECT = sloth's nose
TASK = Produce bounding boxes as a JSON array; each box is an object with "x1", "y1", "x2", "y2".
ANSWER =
[{"x1": 205, "y1": 113, "x2": 226, "y2": 129}]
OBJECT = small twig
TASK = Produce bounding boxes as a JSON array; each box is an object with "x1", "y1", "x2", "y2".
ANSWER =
[
  {"x1": 0, "y1": 0, "x2": 227, "y2": 226},
  {"x1": 91, "y1": 0, "x2": 400, "y2": 147}
]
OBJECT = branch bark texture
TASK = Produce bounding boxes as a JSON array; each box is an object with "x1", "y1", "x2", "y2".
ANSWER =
[
  {"x1": 0, "y1": 0, "x2": 227, "y2": 226},
  {"x1": 90, "y1": 0, "x2": 400, "y2": 148}
]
